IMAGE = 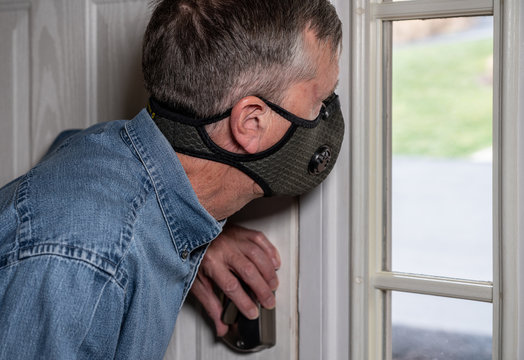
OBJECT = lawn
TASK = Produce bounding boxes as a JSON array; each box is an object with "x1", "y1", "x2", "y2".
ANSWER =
[{"x1": 392, "y1": 37, "x2": 493, "y2": 158}]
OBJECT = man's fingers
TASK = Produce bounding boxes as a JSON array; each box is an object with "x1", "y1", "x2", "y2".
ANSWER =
[
  {"x1": 190, "y1": 274, "x2": 228, "y2": 336},
  {"x1": 232, "y1": 225, "x2": 281, "y2": 269},
  {"x1": 227, "y1": 253, "x2": 276, "y2": 310},
  {"x1": 236, "y1": 240, "x2": 279, "y2": 291},
  {"x1": 195, "y1": 224, "x2": 279, "y2": 329},
  {"x1": 208, "y1": 264, "x2": 261, "y2": 320}
]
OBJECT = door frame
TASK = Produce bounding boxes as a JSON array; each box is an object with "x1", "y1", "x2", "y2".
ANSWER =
[
  {"x1": 298, "y1": 1, "x2": 351, "y2": 359},
  {"x1": 299, "y1": 0, "x2": 524, "y2": 359}
]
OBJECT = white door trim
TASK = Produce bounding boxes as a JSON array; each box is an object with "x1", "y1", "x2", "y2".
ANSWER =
[{"x1": 298, "y1": 1, "x2": 351, "y2": 359}]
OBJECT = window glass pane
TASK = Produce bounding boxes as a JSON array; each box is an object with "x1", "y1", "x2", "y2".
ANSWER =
[
  {"x1": 392, "y1": 292, "x2": 492, "y2": 360},
  {"x1": 391, "y1": 17, "x2": 493, "y2": 281}
]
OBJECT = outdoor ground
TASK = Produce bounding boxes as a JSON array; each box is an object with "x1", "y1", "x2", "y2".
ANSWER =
[{"x1": 393, "y1": 325, "x2": 491, "y2": 360}]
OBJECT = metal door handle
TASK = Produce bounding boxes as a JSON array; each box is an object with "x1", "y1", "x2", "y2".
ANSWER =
[{"x1": 220, "y1": 279, "x2": 276, "y2": 352}]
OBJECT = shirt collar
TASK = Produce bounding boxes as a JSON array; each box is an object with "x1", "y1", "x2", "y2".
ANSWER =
[{"x1": 124, "y1": 109, "x2": 224, "y2": 254}]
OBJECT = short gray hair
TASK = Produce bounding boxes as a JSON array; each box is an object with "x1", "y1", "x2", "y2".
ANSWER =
[{"x1": 142, "y1": 0, "x2": 342, "y2": 117}]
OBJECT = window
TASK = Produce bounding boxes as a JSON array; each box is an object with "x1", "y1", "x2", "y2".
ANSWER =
[
  {"x1": 389, "y1": 17, "x2": 494, "y2": 358},
  {"x1": 349, "y1": 0, "x2": 524, "y2": 359}
]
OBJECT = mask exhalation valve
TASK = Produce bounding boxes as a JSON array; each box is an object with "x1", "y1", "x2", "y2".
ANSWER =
[{"x1": 308, "y1": 145, "x2": 332, "y2": 175}]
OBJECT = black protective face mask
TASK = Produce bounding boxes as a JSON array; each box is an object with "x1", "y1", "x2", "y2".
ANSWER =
[{"x1": 148, "y1": 94, "x2": 345, "y2": 197}]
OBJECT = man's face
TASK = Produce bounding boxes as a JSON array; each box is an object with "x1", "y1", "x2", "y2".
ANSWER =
[
  {"x1": 242, "y1": 30, "x2": 341, "y2": 198},
  {"x1": 281, "y1": 31, "x2": 340, "y2": 121},
  {"x1": 262, "y1": 30, "x2": 340, "y2": 149}
]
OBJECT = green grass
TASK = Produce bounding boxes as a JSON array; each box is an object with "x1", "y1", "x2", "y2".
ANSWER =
[{"x1": 392, "y1": 38, "x2": 493, "y2": 158}]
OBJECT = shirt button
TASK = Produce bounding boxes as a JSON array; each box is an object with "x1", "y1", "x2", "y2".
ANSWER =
[{"x1": 181, "y1": 250, "x2": 189, "y2": 260}]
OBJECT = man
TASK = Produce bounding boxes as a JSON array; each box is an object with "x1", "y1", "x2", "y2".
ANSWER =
[{"x1": 0, "y1": 0, "x2": 343, "y2": 358}]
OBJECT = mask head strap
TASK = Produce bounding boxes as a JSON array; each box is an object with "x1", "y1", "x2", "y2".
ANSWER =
[
  {"x1": 147, "y1": 98, "x2": 232, "y2": 125},
  {"x1": 147, "y1": 94, "x2": 339, "y2": 129}
]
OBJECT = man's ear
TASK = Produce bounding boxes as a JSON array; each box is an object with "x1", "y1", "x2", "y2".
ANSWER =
[{"x1": 229, "y1": 96, "x2": 271, "y2": 154}]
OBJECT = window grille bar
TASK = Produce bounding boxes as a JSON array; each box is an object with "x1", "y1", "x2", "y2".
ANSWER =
[
  {"x1": 373, "y1": 271, "x2": 493, "y2": 302},
  {"x1": 373, "y1": 0, "x2": 493, "y2": 21}
]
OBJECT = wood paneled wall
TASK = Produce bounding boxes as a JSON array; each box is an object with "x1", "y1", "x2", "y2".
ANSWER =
[{"x1": 0, "y1": 1, "x2": 298, "y2": 359}]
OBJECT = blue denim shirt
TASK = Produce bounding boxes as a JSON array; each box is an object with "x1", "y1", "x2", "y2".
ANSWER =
[{"x1": 0, "y1": 109, "x2": 223, "y2": 359}]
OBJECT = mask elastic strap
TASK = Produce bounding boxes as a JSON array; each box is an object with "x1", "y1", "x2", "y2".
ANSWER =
[
  {"x1": 195, "y1": 124, "x2": 298, "y2": 162},
  {"x1": 150, "y1": 112, "x2": 276, "y2": 196},
  {"x1": 147, "y1": 98, "x2": 231, "y2": 125},
  {"x1": 168, "y1": 144, "x2": 275, "y2": 197},
  {"x1": 260, "y1": 98, "x2": 323, "y2": 128},
  {"x1": 147, "y1": 94, "x2": 336, "y2": 129}
]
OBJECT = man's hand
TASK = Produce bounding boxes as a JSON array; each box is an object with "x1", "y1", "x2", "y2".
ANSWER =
[{"x1": 190, "y1": 224, "x2": 281, "y2": 337}]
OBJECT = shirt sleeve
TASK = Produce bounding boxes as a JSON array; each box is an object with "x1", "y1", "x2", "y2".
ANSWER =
[{"x1": 0, "y1": 254, "x2": 125, "y2": 360}]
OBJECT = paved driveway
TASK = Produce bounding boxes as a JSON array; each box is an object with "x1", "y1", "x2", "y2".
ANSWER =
[{"x1": 392, "y1": 156, "x2": 493, "y2": 336}]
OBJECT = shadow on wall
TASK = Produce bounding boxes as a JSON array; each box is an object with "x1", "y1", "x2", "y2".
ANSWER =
[
  {"x1": 95, "y1": 7, "x2": 149, "y2": 124},
  {"x1": 230, "y1": 197, "x2": 296, "y2": 224},
  {"x1": 122, "y1": 43, "x2": 148, "y2": 119}
]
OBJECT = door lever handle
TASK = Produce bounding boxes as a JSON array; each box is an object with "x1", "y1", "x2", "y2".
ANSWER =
[{"x1": 220, "y1": 280, "x2": 276, "y2": 352}]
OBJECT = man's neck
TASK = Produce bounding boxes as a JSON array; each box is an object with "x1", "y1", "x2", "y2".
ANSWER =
[{"x1": 177, "y1": 153, "x2": 262, "y2": 220}]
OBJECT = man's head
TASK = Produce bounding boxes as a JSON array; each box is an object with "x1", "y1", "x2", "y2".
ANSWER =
[
  {"x1": 143, "y1": 0, "x2": 343, "y2": 218},
  {"x1": 142, "y1": 0, "x2": 342, "y2": 118}
]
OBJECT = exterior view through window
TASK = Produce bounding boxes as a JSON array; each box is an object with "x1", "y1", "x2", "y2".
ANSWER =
[{"x1": 390, "y1": 17, "x2": 494, "y2": 359}]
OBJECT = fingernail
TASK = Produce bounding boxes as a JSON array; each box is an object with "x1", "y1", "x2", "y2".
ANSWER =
[
  {"x1": 272, "y1": 257, "x2": 280, "y2": 269},
  {"x1": 270, "y1": 278, "x2": 278, "y2": 290},
  {"x1": 248, "y1": 307, "x2": 259, "y2": 319},
  {"x1": 217, "y1": 325, "x2": 228, "y2": 337},
  {"x1": 265, "y1": 296, "x2": 276, "y2": 309}
]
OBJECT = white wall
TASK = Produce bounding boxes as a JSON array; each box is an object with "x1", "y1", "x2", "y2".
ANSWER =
[{"x1": 0, "y1": 1, "x2": 302, "y2": 358}]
